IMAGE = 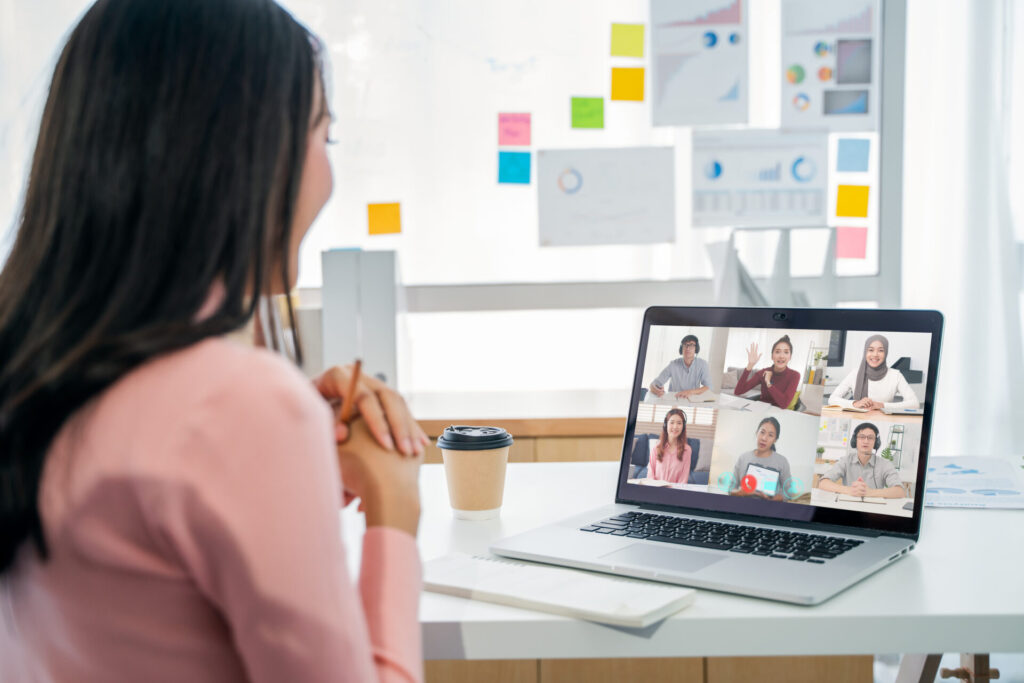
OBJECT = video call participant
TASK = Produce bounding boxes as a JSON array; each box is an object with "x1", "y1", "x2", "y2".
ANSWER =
[
  {"x1": 730, "y1": 417, "x2": 792, "y2": 501},
  {"x1": 648, "y1": 409, "x2": 693, "y2": 484},
  {"x1": 734, "y1": 335, "x2": 801, "y2": 410},
  {"x1": 649, "y1": 334, "x2": 711, "y2": 399},
  {"x1": 818, "y1": 423, "x2": 905, "y2": 498},
  {"x1": 828, "y1": 334, "x2": 921, "y2": 411}
]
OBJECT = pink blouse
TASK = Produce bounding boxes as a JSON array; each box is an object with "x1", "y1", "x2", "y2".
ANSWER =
[
  {"x1": 0, "y1": 338, "x2": 421, "y2": 682},
  {"x1": 648, "y1": 442, "x2": 693, "y2": 484}
]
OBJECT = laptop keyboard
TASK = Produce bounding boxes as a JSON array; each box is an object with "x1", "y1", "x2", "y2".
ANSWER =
[{"x1": 580, "y1": 511, "x2": 863, "y2": 563}]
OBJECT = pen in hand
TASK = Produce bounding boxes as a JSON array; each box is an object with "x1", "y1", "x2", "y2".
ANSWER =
[{"x1": 337, "y1": 359, "x2": 362, "y2": 426}]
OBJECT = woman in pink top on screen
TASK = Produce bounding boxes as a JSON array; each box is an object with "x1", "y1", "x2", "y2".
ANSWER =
[
  {"x1": 0, "y1": 1, "x2": 429, "y2": 681},
  {"x1": 733, "y1": 335, "x2": 802, "y2": 410},
  {"x1": 648, "y1": 409, "x2": 693, "y2": 484}
]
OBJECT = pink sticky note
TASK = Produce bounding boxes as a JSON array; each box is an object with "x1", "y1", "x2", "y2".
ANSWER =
[
  {"x1": 498, "y1": 113, "x2": 531, "y2": 146},
  {"x1": 836, "y1": 226, "x2": 868, "y2": 259}
]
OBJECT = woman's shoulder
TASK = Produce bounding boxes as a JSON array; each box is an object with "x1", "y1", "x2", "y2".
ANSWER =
[
  {"x1": 87, "y1": 337, "x2": 327, "y2": 450},
  {"x1": 133, "y1": 337, "x2": 318, "y2": 407}
]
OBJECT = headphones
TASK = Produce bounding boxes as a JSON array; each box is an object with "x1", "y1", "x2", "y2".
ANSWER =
[
  {"x1": 852, "y1": 422, "x2": 881, "y2": 452},
  {"x1": 664, "y1": 409, "x2": 687, "y2": 429},
  {"x1": 679, "y1": 335, "x2": 700, "y2": 355}
]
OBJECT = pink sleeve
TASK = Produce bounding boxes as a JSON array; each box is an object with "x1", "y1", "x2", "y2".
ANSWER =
[
  {"x1": 141, "y1": 355, "x2": 422, "y2": 683},
  {"x1": 680, "y1": 444, "x2": 692, "y2": 485},
  {"x1": 648, "y1": 449, "x2": 658, "y2": 479}
]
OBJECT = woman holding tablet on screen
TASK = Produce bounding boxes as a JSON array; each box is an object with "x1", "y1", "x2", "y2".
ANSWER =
[
  {"x1": 648, "y1": 409, "x2": 693, "y2": 484},
  {"x1": 734, "y1": 335, "x2": 801, "y2": 410},
  {"x1": 828, "y1": 335, "x2": 920, "y2": 411},
  {"x1": 730, "y1": 417, "x2": 792, "y2": 501}
]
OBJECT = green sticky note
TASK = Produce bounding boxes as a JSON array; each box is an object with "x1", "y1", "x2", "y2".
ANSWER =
[
  {"x1": 571, "y1": 97, "x2": 604, "y2": 129},
  {"x1": 611, "y1": 23, "x2": 644, "y2": 57}
]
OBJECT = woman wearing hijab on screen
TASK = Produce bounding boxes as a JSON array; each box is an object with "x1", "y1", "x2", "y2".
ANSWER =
[
  {"x1": 733, "y1": 335, "x2": 801, "y2": 410},
  {"x1": 648, "y1": 409, "x2": 693, "y2": 484},
  {"x1": 828, "y1": 335, "x2": 920, "y2": 411}
]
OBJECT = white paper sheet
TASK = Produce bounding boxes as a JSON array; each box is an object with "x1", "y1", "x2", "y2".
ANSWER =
[
  {"x1": 780, "y1": 0, "x2": 880, "y2": 131},
  {"x1": 691, "y1": 129, "x2": 829, "y2": 228},
  {"x1": 650, "y1": 0, "x2": 748, "y2": 126},
  {"x1": 924, "y1": 456, "x2": 1024, "y2": 509},
  {"x1": 537, "y1": 147, "x2": 675, "y2": 247}
]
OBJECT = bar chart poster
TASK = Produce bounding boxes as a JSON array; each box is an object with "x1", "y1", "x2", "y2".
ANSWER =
[
  {"x1": 691, "y1": 129, "x2": 828, "y2": 228},
  {"x1": 780, "y1": 0, "x2": 880, "y2": 131},
  {"x1": 651, "y1": 0, "x2": 748, "y2": 126}
]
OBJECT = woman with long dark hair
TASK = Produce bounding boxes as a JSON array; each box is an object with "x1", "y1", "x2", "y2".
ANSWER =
[
  {"x1": 0, "y1": 1, "x2": 427, "y2": 680},
  {"x1": 733, "y1": 335, "x2": 802, "y2": 410},
  {"x1": 729, "y1": 416, "x2": 792, "y2": 501},
  {"x1": 648, "y1": 408, "x2": 692, "y2": 484}
]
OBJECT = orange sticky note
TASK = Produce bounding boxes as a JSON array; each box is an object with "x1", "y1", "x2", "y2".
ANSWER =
[
  {"x1": 836, "y1": 185, "x2": 869, "y2": 218},
  {"x1": 611, "y1": 67, "x2": 645, "y2": 101},
  {"x1": 836, "y1": 226, "x2": 867, "y2": 259},
  {"x1": 368, "y1": 202, "x2": 401, "y2": 235}
]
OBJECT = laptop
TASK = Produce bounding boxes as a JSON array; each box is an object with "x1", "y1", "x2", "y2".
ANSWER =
[{"x1": 491, "y1": 306, "x2": 943, "y2": 605}]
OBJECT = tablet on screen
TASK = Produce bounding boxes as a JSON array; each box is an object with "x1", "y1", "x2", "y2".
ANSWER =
[{"x1": 744, "y1": 463, "x2": 781, "y2": 496}]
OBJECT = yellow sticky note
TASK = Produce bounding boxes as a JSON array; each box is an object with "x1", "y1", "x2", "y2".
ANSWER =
[
  {"x1": 611, "y1": 23, "x2": 644, "y2": 57},
  {"x1": 611, "y1": 67, "x2": 644, "y2": 101},
  {"x1": 836, "y1": 185, "x2": 869, "y2": 218},
  {"x1": 368, "y1": 202, "x2": 401, "y2": 235}
]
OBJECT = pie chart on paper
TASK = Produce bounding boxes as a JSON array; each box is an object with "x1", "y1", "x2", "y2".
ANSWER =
[{"x1": 791, "y1": 156, "x2": 816, "y2": 182}]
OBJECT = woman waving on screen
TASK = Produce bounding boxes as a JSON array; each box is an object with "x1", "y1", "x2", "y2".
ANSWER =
[{"x1": 733, "y1": 335, "x2": 802, "y2": 410}]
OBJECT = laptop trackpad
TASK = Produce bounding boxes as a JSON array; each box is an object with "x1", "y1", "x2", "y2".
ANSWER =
[{"x1": 601, "y1": 543, "x2": 725, "y2": 574}]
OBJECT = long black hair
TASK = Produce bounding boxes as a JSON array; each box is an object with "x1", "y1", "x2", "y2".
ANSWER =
[{"x1": 0, "y1": 0, "x2": 322, "y2": 573}]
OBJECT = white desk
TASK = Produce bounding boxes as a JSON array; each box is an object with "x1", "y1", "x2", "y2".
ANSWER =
[{"x1": 339, "y1": 462, "x2": 1024, "y2": 661}]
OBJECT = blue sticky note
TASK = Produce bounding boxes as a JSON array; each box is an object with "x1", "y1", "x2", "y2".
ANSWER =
[
  {"x1": 498, "y1": 151, "x2": 531, "y2": 184},
  {"x1": 836, "y1": 138, "x2": 870, "y2": 172}
]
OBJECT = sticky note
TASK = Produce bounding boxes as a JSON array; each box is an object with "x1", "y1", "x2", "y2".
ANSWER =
[
  {"x1": 836, "y1": 138, "x2": 870, "y2": 172},
  {"x1": 571, "y1": 97, "x2": 604, "y2": 129},
  {"x1": 836, "y1": 226, "x2": 868, "y2": 259},
  {"x1": 498, "y1": 151, "x2": 531, "y2": 184},
  {"x1": 611, "y1": 67, "x2": 645, "y2": 101},
  {"x1": 836, "y1": 184, "x2": 869, "y2": 217},
  {"x1": 611, "y1": 23, "x2": 644, "y2": 57},
  {"x1": 498, "y1": 113, "x2": 531, "y2": 146},
  {"x1": 368, "y1": 202, "x2": 401, "y2": 235}
]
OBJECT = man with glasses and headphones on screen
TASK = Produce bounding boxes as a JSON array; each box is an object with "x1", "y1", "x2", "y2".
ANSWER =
[
  {"x1": 649, "y1": 334, "x2": 711, "y2": 399},
  {"x1": 818, "y1": 422, "x2": 906, "y2": 499}
]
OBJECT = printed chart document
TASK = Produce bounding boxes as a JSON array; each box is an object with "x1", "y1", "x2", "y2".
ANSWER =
[
  {"x1": 537, "y1": 147, "x2": 675, "y2": 247},
  {"x1": 651, "y1": 0, "x2": 748, "y2": 125},
  {"x1": 424, "y1": 553, "x2": 696, "y2": 628},
  {"x1": 780, "y1": 0, "x2": 880, "y2": 131},
  {"x1": 691, "y1": 130, "x2": 828, "y2": 228},
  {"x1": 924, "y1": 456, "x2": 1024, "y2": 509}
]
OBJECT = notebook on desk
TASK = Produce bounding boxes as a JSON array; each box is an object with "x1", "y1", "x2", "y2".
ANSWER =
[
  {"x1": 424, "y1": 553, "x2": 695, "y2": 628},
  {"x1": 492, "y1": 306, "x2": 943, "y2": 605}
]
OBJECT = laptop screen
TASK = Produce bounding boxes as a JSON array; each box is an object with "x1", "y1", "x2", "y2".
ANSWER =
[{"x1": 616, "y1": 307, "x2": 943, "y2": 538}]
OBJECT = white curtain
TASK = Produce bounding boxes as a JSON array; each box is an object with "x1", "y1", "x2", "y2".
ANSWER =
[{"x1": 902, "y1": 0, "x2": 1024, "y2": 457}]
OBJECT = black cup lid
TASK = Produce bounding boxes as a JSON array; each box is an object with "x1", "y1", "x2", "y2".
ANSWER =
[{"x1": 436, "y1": 425, "x2": 514, "y2": 451}]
